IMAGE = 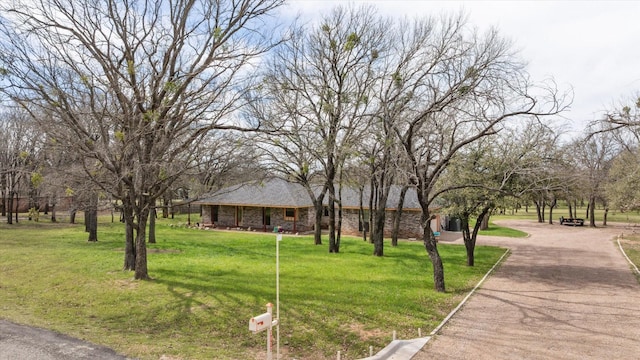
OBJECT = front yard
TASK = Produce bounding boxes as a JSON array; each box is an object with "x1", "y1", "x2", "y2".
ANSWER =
[{"x1": 0, "y1": 217, "x2": 505, "y2": 359}]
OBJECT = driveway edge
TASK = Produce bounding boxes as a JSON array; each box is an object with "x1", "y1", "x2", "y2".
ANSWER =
[
  {"x1": 359, "y1": 247, "x2": 511, "y2": 360},
  {"x1": 429, "y1": 248, "x2": 511, "y2": 336},
  {"x1": 617, "y1": 235, "x2": 640, "y2": 275}
]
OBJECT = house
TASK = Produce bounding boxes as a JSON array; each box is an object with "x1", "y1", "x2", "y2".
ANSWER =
[{"x1": 195, "y1": 178, "x2": 440, "y2": 239}]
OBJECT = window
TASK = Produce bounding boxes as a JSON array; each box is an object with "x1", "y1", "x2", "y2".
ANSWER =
[
  {"x1": 284, "y1": 208, "x2": 296, "y2": 221},
  {"x1": 323, "y1": 206, "x2": 329, "y2": 216}
]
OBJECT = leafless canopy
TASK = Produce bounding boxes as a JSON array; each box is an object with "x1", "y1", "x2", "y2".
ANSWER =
[{"x1": 0, "y1": 0, "x2": 285, "y2": 279}]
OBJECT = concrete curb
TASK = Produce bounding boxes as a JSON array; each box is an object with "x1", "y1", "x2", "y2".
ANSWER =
[
  {"x1": 360, "y1": 338, "x2": 430, "y2": 360},
  {"x1": 617, "y1": 235, "x2": 640, "y2": 275}
]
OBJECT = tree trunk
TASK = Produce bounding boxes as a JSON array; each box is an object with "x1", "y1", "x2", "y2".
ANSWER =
[
  {"x1": 479, "y1": 212, "x2": 490, "y2": 230},
  {"x1": 391, "y1": 185, "x2": 409, "y2": 246},
  {"x1": 123, "y1": 201, "x2": 136, "y2": 271},
  {"x1": 460, "y1": 214, "x2": 472, "y2": 264},
  {"x1": 589, "y1": 196, "x2": 596, "y2": 227},
  {"x1": 422, "y1": 210, "x2": 445, "y2": 292},
  {"x1": 325, "y1": 151, "x2": 339, "y2": 253},
  {"x1": 568, "y1": 202, "x2": 573, "y2": 218},
  {"x1": 470, "y1": 206, "x2": 491, "y2": 266},
  {"x1": 358, "y1": 187, "x2": 367, "y2": 242},
  {"x1": 148, "y1": 207, "x2": 156, "y2": 243},
  {"x1": 371, "y1": 179, "x2": 391, "y2": 256},
  {"x1": 603, "y1": 207, "x2": 608, "y2": 226},
  {"x1": 50, "y1": 203, "x2": 56, "y2": 223},
  {"x1": 548, "y1": 198, "x2": 557, "y2": 225},
  {"x1": 586, "y1": 202, "x2": 590, "y2": 219},
  {"x1": 7, "y1": 191, "x2": 13, "y2": 224},
  {"x1": 313, "y1": 200, "x2": 323, "y2": 245},
  {"x1": 328, "y1": 183, "x2": 339, "y2": 253},
  {"x1": 69, "y1": 207, "x2": 77, "y2": 224},
  {"x1": 0, "y1": 176, "x2": 5, "y2": 216},
  {"x1": 368, "y1": 178, "x2": 375, "y2": 244},
  {"x1": 534, "y1": 201, "x2": 543, "y2": 223},
  {"x1": 336, "y1": 203, "x2": 342, "y2": 251},
  {"x1": 372, "y1": 208, "x2": 385, "y2": 257},
  {"x1": 87, "y1": 192, "x2": 98, "y2": 241},
  {"x1": 162, "y1": 194, "x2": 170, "y2": 218},
  {"x1": 87, "y1": 209, "x2": 98, "y2": 242},
  {"x1": 134, "y1": 204, "x2": 150, "y2": 280},
  {"x1": 459, "y1": 206, "x2": 490, "y2": 267},
  {"x1": 14, "y1": 192, "x2": 18, "y2": 223},
  {"x1": 336, "y1": 178, "x2": 343, "y2": 251}
]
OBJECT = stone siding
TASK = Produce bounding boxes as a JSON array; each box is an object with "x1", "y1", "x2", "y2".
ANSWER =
[
  {"x1": 201, "y1": 204, "x2": 436, "y2": 239},
  {"x1": 340, "y1": 208, "x2": 425, "y2": 239},
  {"x1": 206, "y1": 205, "x2": 312, "y2": 233},
  {"x1": 218, "y1": 205, "x2": 237, "y2": 227},
  {"x1": 202, "y1": 205, "x2": 212, "y2": 225}
]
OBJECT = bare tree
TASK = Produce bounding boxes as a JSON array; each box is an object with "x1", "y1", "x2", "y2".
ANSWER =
[
  {"x1": 598, "y1": 93, "x2": 640, "y2": 219},
  {"x1": 0, "y1": 0, "x2": 284, "y2": 279},
  {"x1": 573, "y1": 128, "x2": 618, "y2": 227},
  {"x1": 511, "y1": 122, "x2": 573, "y2": 224},
  {"x1": 357, "y1": 16, "x2": 424, "y2": 256},
  {"x1": 0, "y1": 107, "x2": 41, "y2": 224},
  {"x1": 252, "y1": 5, "x2": 387, "y2": 252},
  {"x1": 391, "y1": 14, "x2": 568, "y2": 292},
  {"x1": 606, "y1": 148, "x2": 640, "y2": 213},
  {"x1": 603, "y1": 93, "x2": 640, "y2": 138},
  {"x1": 441, "y1": 121, "x2": 563, "y2": 266}
]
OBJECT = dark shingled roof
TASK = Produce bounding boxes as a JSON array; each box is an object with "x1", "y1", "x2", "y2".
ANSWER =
[
  {"x1": 337, "y1": 185, "x2": 421, "y2": 210},
  {"x1": 196, "y1": 178, "x2": 423, "y2": 211},
  {"x1": 195, "y1": 178, "x2": 312, "y2": 208}
]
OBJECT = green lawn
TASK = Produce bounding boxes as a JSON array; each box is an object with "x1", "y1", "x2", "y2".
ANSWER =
[
  {"x1": 0, "y1": 216, "x2": 506, "y2": 359},
  {"x1": 478, "y1": 222, "x2": 528, "y2": 238},
  {"x1": 619, "y1": 234, "x2": 640, "y2": 280},
  {"x1": 493, "y1": 205, "x2": 640, "y2": 224}
]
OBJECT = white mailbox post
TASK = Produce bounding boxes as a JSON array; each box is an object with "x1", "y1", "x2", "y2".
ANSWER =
[
  {"x1": 249, "y1": 311, "x2": 272, "y2": 333},
  {"x1": 249, "y1": 303, "x2": 279, "y2": 360},
  {"x1": 250, "y1": 234, "x2": 283, "y2": 360}
]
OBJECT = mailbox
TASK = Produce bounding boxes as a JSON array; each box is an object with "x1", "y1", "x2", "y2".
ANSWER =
[{"x1": 249, "y1": 312, "x2": 272, "y2": 333}]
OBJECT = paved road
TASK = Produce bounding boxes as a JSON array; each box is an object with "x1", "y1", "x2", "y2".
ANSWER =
[
  {"x1": 0, "y1": 320, "x2": 130, "y2": 360},
  {"x1": 414, "y1": 220, "x2": 640, "y2": 360}
]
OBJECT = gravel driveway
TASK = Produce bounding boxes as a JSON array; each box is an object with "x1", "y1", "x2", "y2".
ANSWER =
[{"x1": 413, "y1": 219, "x2": 640, "y2": 360}]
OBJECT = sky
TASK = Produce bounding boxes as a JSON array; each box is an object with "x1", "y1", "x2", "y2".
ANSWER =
[{"x1": 278, "y1": 0, "x2": 640, "y2": 135}]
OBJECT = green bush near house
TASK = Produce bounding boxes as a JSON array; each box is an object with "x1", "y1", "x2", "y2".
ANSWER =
[{"x1": 0, "y1": 217, "x2": 505, "y2": 359}]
